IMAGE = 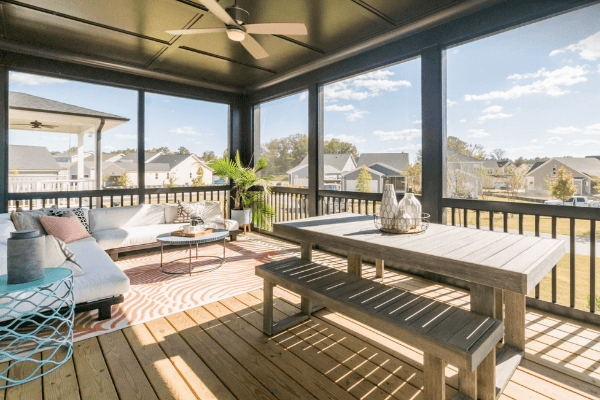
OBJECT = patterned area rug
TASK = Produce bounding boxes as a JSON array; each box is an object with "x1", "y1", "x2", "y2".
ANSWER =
[{"x1": 72, "y1": 237, "x2": 291, "y2": 341}]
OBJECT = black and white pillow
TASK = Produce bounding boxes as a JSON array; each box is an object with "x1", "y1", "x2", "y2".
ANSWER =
[{"x1": 48, "y1": 208, "x2": 91, "y2": 233}]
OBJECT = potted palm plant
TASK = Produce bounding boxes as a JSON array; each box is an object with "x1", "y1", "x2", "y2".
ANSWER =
[{"x1": 208, "y1": 151, "x2": 274, "y2": 229}]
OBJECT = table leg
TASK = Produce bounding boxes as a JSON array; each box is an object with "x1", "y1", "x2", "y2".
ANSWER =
[
  {"x1": 348, "y1": 253, "x2": 362, "y2": 277},
  {"x1": 470, "y1": 283, "x2": 496, "y2": 400},
  {"x1": 189, "y1": 243, "x2": 192, "y2": 276},
  {"x1": 375, "y1": 259, "x2": 384, "y2": 281},
  {"x1": 160, "y1": 244, "x2": 163, "y2": 268},
  {"x1": 196, "y1": 243, "x2": 198, "y2": 259},
  {"x1": 301, "y1": 242, "x2": 312, "y2": 261},
  {"x1": 504, "y1": 291, "x2": 525, "y2": 350}
]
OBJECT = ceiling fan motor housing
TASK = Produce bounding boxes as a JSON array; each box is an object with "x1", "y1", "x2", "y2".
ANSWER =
[{"x1": 226, "y1": 6, "x2": 249, "y2": 25}]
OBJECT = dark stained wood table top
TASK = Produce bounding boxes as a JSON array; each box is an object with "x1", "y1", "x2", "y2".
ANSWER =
[{"x1": 273, "y1": 213, "x2": 565, "y2": 294}]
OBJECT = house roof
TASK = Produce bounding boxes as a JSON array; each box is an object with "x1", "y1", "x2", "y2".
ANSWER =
[
  {"x1": 482, "y1": 160, "x2": 510, "y2": 169},
  {"x1": 552, "y1": 157, "x2": 600, "y2": 177},
  {"x1": 447, "y1": 150, "x2": 482, "y2": 163},
  {"x1": 9, "y1": 92, "x2": 129, "y2": 121},
  {"x1": 119, "y1": 152, "x2": 161, "y2": 163},
  {"x1": 151, "y1": 154, "x2": 196, "y2": 170},
  {"x1": 108, "y1": 161, "x2": 171, "y2": 172},
  {"x1": 527, "y1": 160, "x2": 547, "y2": 174},
  {"x1": 9, "y1": 145, "x2": 61, "y2": 171},
  {"x1": 357, "y1": 153, "x2": 409, "y2": 172},
  {"x1": 288, "y1": 153, "x2": 355, "y2": 174},
  {"x1": 367, "y1": 163, "x2": 403, "y2": 177},
  {"x1": 341, "y1": 165, "x2": 386, "y2": 178}
]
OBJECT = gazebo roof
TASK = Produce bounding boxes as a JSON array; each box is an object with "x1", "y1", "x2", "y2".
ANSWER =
[{"x1": 8, "y1": 91, "x2": 130, "y2": 134}]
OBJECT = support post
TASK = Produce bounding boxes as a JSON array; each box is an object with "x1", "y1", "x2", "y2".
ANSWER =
[
  {"x1": 137, "y1": 91, "x2": 145, "y2": 203},
  {"x1": 504, "y1": 291, "x2": 526, "y2": 350},
  {"x1": 77, "y1": 132, "x2": 85, "y2": 180},
  {"x1": 301, "y1": 242, "x2": 312, "y2": 261},
  {"x1": 424, "y1": 353, "x2": 446, "y2": 400},
  {"x1": 421, "y1": 45, "x2": 447, "y2": 224},
  {"x1": 375, "y1": 259, "x2": 384, "y2": 280},
  {"x1": 0, "y1": 66, "x2": 8, "y2": 213},
  {"x1": 307, "y1": 83, "x2": 323, "y2": 217},
  {"x1": 263, "y1": 279, "x2": 274, "y2": 336},
  {"x1": 470, "y1": 283, "x2": 496, "y2": 400},
  {"x1": 95, "y1": 118, "x2": 105, "y2": 192},
  {"x1": 348, "y1": 253, "x2": 362, "y2": 277}
]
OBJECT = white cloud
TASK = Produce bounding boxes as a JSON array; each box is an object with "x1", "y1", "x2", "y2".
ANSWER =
[
  {"x1": 299, "y1": 92, "x2": 307, "y2": 100},
  {"x1": 170, "y1": 126, "x2": 199, "y2": 136},
  {"x1": 547, "y1": 126, "x2": 581, "y2": 135},
  {"x1": 478, "y1": 112, "x2": 512, "y2": 123},
  {"x1": 482, "y1": 105, "x2": 503, "y2": 113},
  {"x1": 114, "y1": 134, "x2": 136, "y2": 140},
  {"x1": 324, "y1": 134, "x2": 366, "y2": 144},
  {"x1": 447, "y1": 99, "x2": 457, "y2": 107},
  {"x1": 460, "y1": 119, "x2": 467, "y2": 123},
  {"x1": 10, "y1": 72, "x2": 65, "y2": 85},
  {"x1": 374, "y1": 129, "x2": 421, "y2": 142},
  {"x1": 345, "y1": 109, "x2": 368, "y2": 121},
  {"x1": 530, "y1": 139, "x2": 538, "y2": 143},
  {"x1": 325, "y1": 104, "x2": 355, "y2": 112},
  {"x1": 413, "y1": 120, "x2": 422, "y2": 125},
  {"x1": 385, "y1": 144, "x2": 422, "y2": 152},
  {"x1": 569, "y1": 139, "x2": 600, "y2": 146},
  {"x1": 324, "y1": 69, "x2": 411, "y2": 102},
  {"x1": 546, "y1": 136, "x2": 563, "y2": 145},
  {"x1": 551, "y1": 31, "x2": 600, "y2": 61},
  {"x1": 468, "y1": 129, "x2": 489, "y2": 138},
  {"x1": 505, "y1": 145, "x2": 543, "y2": 153},
  {"x1": 465, "y1": 65, "x2": 589, "y2": 101},
  {"x1": 583, "y1": 123, "x2": 600, "y2": 135}
]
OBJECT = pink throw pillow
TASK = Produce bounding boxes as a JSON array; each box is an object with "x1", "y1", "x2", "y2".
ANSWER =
[{"x1": 39, "y1": 215, "x2": 91, "y2": 244}]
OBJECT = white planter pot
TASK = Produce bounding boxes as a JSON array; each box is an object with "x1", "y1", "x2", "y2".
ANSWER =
[{"x1": 231, "y1": 209, "x2": 252, "y2": 226}]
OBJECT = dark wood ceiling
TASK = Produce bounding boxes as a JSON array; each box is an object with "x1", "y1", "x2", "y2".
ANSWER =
[{"x1": 0, "y1": 0, "x2": 469, "y2": 90}]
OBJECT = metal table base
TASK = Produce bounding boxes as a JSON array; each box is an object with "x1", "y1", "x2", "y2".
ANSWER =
[{"x1": 160, "y1": 238, "x2": 226, "y2": 276}]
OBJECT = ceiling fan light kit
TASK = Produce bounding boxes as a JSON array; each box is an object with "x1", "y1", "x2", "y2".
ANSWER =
[{"x1": 165, "y1": 0, "x2": 308, "y2": 59}]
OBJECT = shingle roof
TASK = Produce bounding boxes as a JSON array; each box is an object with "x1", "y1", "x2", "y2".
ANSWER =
[
  {"x1": 151, "y1": 154, "x2": 195, "y2": 169},
  {"x1": 447, "y1": 150, "x2": 482, "y2": 163},
  {"x1": 290, "y1": 154, "x2": 354, "y2": 174},
  {"x1": 367, "y1": 163, "x2": 403, "y2": 177},
  {"x1": 527, "y1": 160, "x2": 547, "y2": 174},
  {"x1": 9, "y1": 145, "x2": 61, "y2": 171},
  {"x1": 110, "y1": 161, "x2": 171, "y2": 172},
  {"x1": 119, "y1": 152, "x2": 160, "y2": 163},
  {"x1": 357, "y1": 153, "x2": 409, "y2": 172},
  {"x1": 9, "y1": 92, "x2": 129, "y2": 121},
  {"x1": 553, "y1": 157, "x2": 600, "y2": 177}
]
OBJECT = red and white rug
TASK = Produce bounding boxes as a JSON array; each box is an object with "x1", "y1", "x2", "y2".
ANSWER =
[{"x1": 72, "y1": 237, "x2": 291, "y2": 341}]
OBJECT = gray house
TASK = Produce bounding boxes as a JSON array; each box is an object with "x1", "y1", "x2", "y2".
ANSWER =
[
  {"x1": 287, "y1": 154, "x2": 356, "y2": 187},
  {"x1": 341, "y1": 153, "x2": 409, "y2": 192},
  {"x1": 526, "y1": 157, "x2": 600, "y2": 197}
]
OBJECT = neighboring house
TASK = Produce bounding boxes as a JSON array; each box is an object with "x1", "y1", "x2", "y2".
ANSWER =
[
  {"x1": 341, "y1": 163, "x2": 405, "y2": 192},
  {"x1": 8, "y1": 145, "x2": 63, "y2": 192},
  {"x1": 482, "y1": 160, "x2": 511, "y2": 176},
  {"x1": 356, "y1": 153, "x2": 409, "y2": 172},
  {"x1": 447, "y1": 150, "x2": 485, "y2": 198},
  {"x1": 526, "y1": 157, "x2": 600, "y2": 197},
  {"x1": 103, "y1": 152, "x2": 213, "y2": 188},
  {"x1": 287, "y1": 154, "x2": 356, "y2": 187}
]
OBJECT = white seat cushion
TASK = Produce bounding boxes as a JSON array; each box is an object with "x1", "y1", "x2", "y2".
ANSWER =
[
  {"x1": 89, "y1": 204, "x2": 166, "y2": 232},
  {"x1": 205, "y1": 218, "x2": 239, "y2": 231},
  {"x1": 67, "y1": 238, "x2": 130, "y2": 304},
  {"x1": 92, "y1": 224, "x2": 183, "y2": 250}
]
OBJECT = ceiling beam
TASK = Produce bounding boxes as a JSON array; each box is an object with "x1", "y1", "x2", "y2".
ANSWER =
[{"x1": 145, "y1": 13, "x2": 204, "y2": 69}]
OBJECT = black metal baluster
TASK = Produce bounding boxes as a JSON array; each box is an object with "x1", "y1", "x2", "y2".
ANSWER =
[
  {"x1": 475, "y1": 210, "x2": 480, "y2": 230},
  {"x1": 552, "y1": 216, "x2": 557, "y2": 304},
  {"x1": 535, "y1": 215, "x2": 541, "y2": 299},
  {"x1": 519, "y1": 214, "x2": 524, "y2": 235},
  {"x1": 451, "y1": 207, "x2": 455, "y2": 226},
  {"x1": 489, "y1": 211, "x2": 494, "y2": 232},
  {"x1": 591, "y1": 219, "x2": 596, "y2": 313},
  {"x1": 463, "y1": 208, "x2": 468, "y2": 228},
  {"x1": 503, "y1": 212, "x2": 508, "y2": 233},
  {"x1": 570, "y1": 218, "x2": 576, "y2": 308}
]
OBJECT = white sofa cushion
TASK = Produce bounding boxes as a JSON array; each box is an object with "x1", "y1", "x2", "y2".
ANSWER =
[
  {"x1": 92, "y1": 224, "x2": 183, "y2": 250},
  {"x1": 67, "y1": 238, "x2": 130, "y2": 304},
  {"x1": 89, "y1": 204, "x2": 166, "y2": 232},
  {"x1": 164, "y1": 204, "x2": 178, "y2": 224},
  {"x1": 205, "y1": 218, "x2": 239, "y2": 231},
  {"x1": 174, "y1": 201, "x2": 223, "y2": 223}
]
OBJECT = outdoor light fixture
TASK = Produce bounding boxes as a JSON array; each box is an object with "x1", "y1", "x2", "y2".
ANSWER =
[{"x1": 226, "y1": 27, "x2": 245, "y2": 42}]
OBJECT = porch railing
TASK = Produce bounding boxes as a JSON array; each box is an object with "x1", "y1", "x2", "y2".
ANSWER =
[{"x1": 7, "y1": 185, "x2": 231, "y2": 217}]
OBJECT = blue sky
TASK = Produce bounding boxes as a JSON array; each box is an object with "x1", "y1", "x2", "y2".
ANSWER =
[
  {"x1": 261, "y1": 3, "x2": 600, "y2": 164},
  {"x1": 8, "y1": 76, "x2": 228, "y2": 156}
]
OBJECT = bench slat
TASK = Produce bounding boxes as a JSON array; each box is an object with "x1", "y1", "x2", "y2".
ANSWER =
[{"x1": 409, "y1": 303, "x2": 455, "y2": 335}]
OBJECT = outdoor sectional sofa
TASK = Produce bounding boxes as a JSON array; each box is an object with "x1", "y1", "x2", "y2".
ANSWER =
[{"x1": 88, "y1": 201, "x2": 239, "y2": 261}]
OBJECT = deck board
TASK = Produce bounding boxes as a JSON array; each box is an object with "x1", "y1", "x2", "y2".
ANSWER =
[{"x1": 5, "y1": 232, "x2": 600, "y2": 400}]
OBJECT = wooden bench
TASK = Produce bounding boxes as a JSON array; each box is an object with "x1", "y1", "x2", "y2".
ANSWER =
[{"x1": 256, "y1": 257, "x2": 504, "y2": 400}]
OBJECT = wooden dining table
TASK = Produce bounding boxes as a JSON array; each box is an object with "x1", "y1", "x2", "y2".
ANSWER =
[{"x1": 273, "y1": 213, "x2": 565, "y2": 400}]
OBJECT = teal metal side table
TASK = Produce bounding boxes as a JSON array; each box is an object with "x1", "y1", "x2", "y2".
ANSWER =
[{"x1": 0, "y1": 268, "x2": 74, "y2": 388}]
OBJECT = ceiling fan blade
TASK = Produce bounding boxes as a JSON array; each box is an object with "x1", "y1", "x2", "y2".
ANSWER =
[
  {"x1": 240, "y1": 34, "x2": 269, "y2": 59},
  {"x1": 197, "y1": 0, "x2": 238, "y2": 26},
  {"x1": 166, "y1": 28, "x2": 227, "y2": 35},
  {"x1": 244, "y1": 23, "x2": 308, "y2": 36}
]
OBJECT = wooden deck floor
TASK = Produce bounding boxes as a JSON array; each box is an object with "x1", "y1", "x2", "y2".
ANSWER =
[{"x1": 3, "y1": 233, "x2": 600, "y2": 400}]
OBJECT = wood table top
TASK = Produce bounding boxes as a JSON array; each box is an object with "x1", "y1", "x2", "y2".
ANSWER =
[{"x1": 273, "y1": 213, "x2": 565, "y2": 294}]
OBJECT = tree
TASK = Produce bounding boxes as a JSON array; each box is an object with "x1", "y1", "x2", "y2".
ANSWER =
[
  {"x1": 201, "y1": 150, "x2": 216, "y2": 162},
  {"x1": 166, "y1": 174, "x2": 178, "y2": 188},
  {"x1": 405, "y1": 163, "x2": 421, "y2": 194},
  {"x1": 447, "y1": 136, "x2": 485, "y2": 159},
  {"x1": 594, "y1": 179, "x2": 600, "y2": 195},
  {"x1": 356, "y1": 165, "x2": 372, "y2": 193},
  {"x1": 115, "y1": 171, "x2": 132, "y2": 188},
  {"x1": 148, "y1": 146, "x2": 170, "y2": 154},
  {"x1": 191, "y1": 166, "x2": 205, "y2": 187},
  {"x1": 261, "y1": 133, "x2": 308, "y2": 176},
  {"x1": 324, "y1": 138, "x2": 358, "y2": 159},
  {"x1": 503, "y1": 164, "x2": 527, "y2": 200},
  {"x1": 67, "y1": 146, "x2": 78, "y2": 153},
  {"x1": 178, "y1": 146, "x2": 190, "y2": 155},
  {"x1": 489, "y1": 149, "x2": 506, "y2": 160},
  {"x1": 546, "y1": 166, "x2": 576, "y2": 202}
]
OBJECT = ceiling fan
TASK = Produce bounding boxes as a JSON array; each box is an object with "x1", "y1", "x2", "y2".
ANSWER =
[
  {"x1": 166, "y1": 0, "x2": 308, "y2": 59},
  {"x1": 12, "y1": 120, "x2": 58, "y2": 129}
]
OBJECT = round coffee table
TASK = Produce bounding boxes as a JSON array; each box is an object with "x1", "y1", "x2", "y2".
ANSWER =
[{"x1": 156, "y1": 229, "x2": 229, "y2": 276}]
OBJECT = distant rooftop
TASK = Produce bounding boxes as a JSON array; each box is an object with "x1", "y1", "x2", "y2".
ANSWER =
[{"x1": 9, "y1": 145, "x2": 61, "y2": 171}]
